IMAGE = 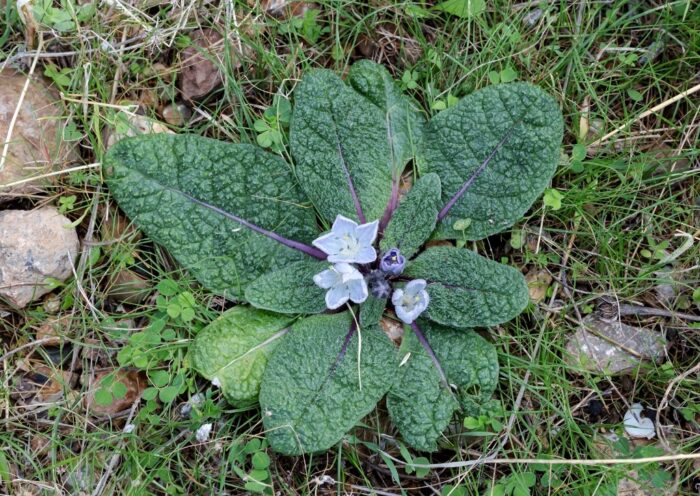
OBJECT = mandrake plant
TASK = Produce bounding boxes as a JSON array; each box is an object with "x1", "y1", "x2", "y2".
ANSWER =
[{"x1": 104, "y1": 60, "x2": 563, "y2": 454}]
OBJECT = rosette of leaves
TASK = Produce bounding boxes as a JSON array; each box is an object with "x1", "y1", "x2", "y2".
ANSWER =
[{"x1": 104, "y1": 60, "x2": 563, "y2": 454}]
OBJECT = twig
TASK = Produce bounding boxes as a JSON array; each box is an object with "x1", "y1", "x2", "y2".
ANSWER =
[
  {"x1": 599, "y1": 297, "x2": 700, "y2": 323},
  {"x1": 349, "y1": 484, "x2": 401, "y2": 496},
  {"x1": 91, "y1": 399, "x2": 141, "y2": 496},
  {"x1": 0, "y1": 162, "x2": 101, "y2": 190},
  {"x1": 69, "y1": 188, "x2": 102, "y2": 377},
  {"x1": 480, "y1": 229, "x2": 579, "y2": 463},
  {"x1": 498, "y1": 314, "x2": 547, "y2": 452},
  {"x1": 590, "y1": 82, "x2": 700, "y2": 147},
  {"x1": 655, "y1": 356, "x2": 700, "y2": 490},
  {"x1": 0, "y1": 34, "x2": 147, "y2": 67},
  {"x1": 70, "y1": 257, "x2": 100, "y2": 321},
  {"x1": 76, "y1": 186, "x2": 101, "y2": 278},
  {"x1": 0, "y1": 338, "x2": 58, "y2": 363},
  {"x1": 550, "y1": 388, "x2": 613, "y2": 429},
  {"x1": 561, "y1": 0, "x2": 586, "y2": 93},
  {"x1": 557, "y1": 239, "x2": 633, "y2": 410},
  {"x1": 0, "y1": 36, "x2": 42, "y2": 173},
  {"x1": 380, "y1": 451, "x2": 700, "y2": 469},
  {"x1": 82, "y1": 229, "x2": 136, "y2": 247},
  {"x1": 110, "y1": 29, "x2": 129, "y2": 103},
  {"x1": 560, "y1": 313, "x2": 646, "y2": 360},
  {"x1": 625, "y1": 106, "x2": 699, "y2": 277}
]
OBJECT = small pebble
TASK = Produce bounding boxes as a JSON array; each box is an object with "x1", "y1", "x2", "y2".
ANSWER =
[
  {"x1": 195, "y1": 423, "x2": 213, "y2": 442},
  {"x1": 585, "y1": 399, "x2": 604, "y2": 420},
  {"x1": 523, "y1": 8, "x2": 543, "y2": 26},
  {"x1": 161, "y1": 103, "x2": 191, "y2": 126},
  {"x1": 43, "y1": 295, "x2": 62, "y2": 314}
]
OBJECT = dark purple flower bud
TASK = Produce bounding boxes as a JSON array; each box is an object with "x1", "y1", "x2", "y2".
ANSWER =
[
  {"x1": 379, "y1": 248, "x2": 405, "y2": 276},
  {"x1": 366, "y1": 270, "x2": 391, "y2": 299}
]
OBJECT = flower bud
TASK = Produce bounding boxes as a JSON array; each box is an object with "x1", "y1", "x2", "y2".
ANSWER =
[
  {"x1": 366, "y1": 270, "x2": 391, "y2": 299},
  {"x1": 379, "y1": 248, "x2": 406, "y2": 276}
]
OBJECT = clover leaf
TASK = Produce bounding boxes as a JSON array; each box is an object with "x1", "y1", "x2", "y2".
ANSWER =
[{"x1": 104, "y1": 60, "x2": 563, "y2": 454}]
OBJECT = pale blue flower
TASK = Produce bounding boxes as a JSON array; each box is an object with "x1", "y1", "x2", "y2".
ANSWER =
[
  {"x1": 392, "y1": 279, "x2": 429, "y2": 324},
  {"x1": 313, "y1": 262, "x2": 369, "y2": 309},
  {"x1": 312, "y1": 215, "x2": 378, "y2": 264}
]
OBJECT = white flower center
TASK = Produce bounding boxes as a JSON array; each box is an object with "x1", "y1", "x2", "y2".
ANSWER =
[
  {"x1": 340, "y1": 272, "x2": 357, "y2": 285},
  {"x1": 401, "y1": 293, "x2": 421, "y2": 310},
  {"x1": 338, "y1": 234, "x2": 360, "y2": 256}
]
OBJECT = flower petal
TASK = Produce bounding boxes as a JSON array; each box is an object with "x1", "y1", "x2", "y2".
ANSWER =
[
  {"x1": 312, "y1": 231, "x2": 343, "y2": 256},
  {"x1": 334, "y1": 263, "x2": 363, "y2": 282},
  {"x1": 414, "y1": 290, "x2": 430, "y2": 314},
  {"x1": 313, "y1": 268, "x2": 339, "y2": 289},
  {"x1": 331, "y1": 215, "x2": 358, "y2": 237},
  {"x1": 405, "y1": 278, "x2": 427, "y2": 296},
  {"x1": 395, "y1": 304, "x2": 416, "y2": 324},
  {"x1": 326, "y1": 285, "x2": 350, "y2": 310},
  {"x1": 327, "y1": 252, "x2": 355, "y2": 263},
  {"x1": 354, "y1": 245, "x2": 378, "y2": 264},
  {"x1": 333, "y1": 262, "x2": 356, "y2": 275},
  {"x1": 348, "y1": 278, "x2": 368, "y2": 304},
  {"x1": 391, "y1": 288, "x2": 404, "y2": 307},
  {"x1": 355, "y1": 219, "x2": 379, "y2": 245}
]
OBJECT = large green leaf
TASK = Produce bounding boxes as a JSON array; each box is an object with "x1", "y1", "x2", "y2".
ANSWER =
[
  {"x1": 380, "y1": 173, "x2": 441, "y2": 259},
  {"x1": 430, "y1": 324, "x2": 499, "y2": 413},
  {"x1": 387, "y1": 320, "x2": 499, "y2": 451},
  {"x1": 360, "y1": 295, "x2": 387, "y2": 328},
  {"x1": 404, "y1": 246, "x2": 528, "y2": 328},
  {"x1": 347, "y1": 60, "x2": 426, "y2": 173},
  {"x1": 420, "y1": 83, "x2": 563, "y2": 240},
  {"x1": 290, "y1": 69, "x2": 393, "y2": 224},
  {"x1": 245, "y1": 260, "x2": 328, "y2": 314},
  {"x1": 259, "y1": 313, "x2": 397, "y2": 455},
  {"x1": 104, "y1": 134, "x2": 319, "y2": 299},
  {"x1": 386, "y1": 325, "x2": 458, "y2": 451},
  {"x1": 191, "y1": 306, "x2": 293, "y2": 406}
]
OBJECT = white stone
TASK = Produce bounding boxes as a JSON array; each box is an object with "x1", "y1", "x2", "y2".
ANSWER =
[
  {"x1": 564, "y1": 315, "x2": 666, "y2": 375},
  {"x1": 623, "y1": 403, "x2": 656, "y2": 439},
  {"x1": 0, "y1": 207, "x2": 79, "y2": 308},
  {"x1": 195, "y1": 423, "x2": 213, "y2": 442}
]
